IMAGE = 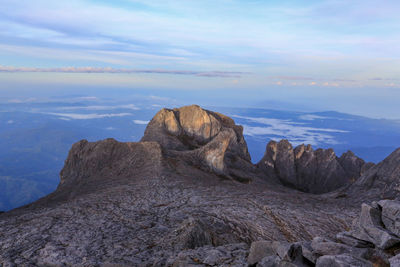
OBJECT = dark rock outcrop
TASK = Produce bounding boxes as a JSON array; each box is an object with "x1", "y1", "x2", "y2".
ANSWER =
[
  {"x1": 257, "y1": 140, "x2": 371, "y2": 194},
  {"x1": 347, "y1": 148, "x2": 400, "y2": 199}
]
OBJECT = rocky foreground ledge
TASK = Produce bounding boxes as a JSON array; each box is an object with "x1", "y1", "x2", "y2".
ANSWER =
[{"x1": 1, "y1": 105, "x2": 400, "y2": 266}]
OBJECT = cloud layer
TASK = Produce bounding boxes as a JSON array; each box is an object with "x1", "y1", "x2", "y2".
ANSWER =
[
  {"x1": 0, "y1": 66, "x2": 248, "y2": 78},
  {"x1": 0, "y1": 0, "x2": 399, "y2": 84},
  {"x1": 233, "y1": 115, "x2": 348, "y2": 146},
  {"x1": 44, "y1": 112, "x2": 132, "y2": 120}
]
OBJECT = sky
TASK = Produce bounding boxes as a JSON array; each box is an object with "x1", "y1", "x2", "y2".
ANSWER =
[{"x1": 0, "y1": 0, "x2": 399, "y2": 118}]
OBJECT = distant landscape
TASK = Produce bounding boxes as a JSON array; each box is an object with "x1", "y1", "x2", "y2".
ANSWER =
[{"x1": 1, "y1": 95, "x2": 400, "y2": 211}]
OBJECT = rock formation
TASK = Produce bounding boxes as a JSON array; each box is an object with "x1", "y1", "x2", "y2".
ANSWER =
[
  {"x1": 247, "y1": 199, "x2": 400, "y2": 266},
  {"x1": 141, "y1": 105, "x2": 254, "y2": 182},
  {"x1": 0, "y1": 105, "x2": 400, "y2": 266},
  {"x1": 257, "y1": 140, "x2": 372, "y2": 194},
  {"x1": 346, "y1": 147, "x2": 400, "y2": 200}
]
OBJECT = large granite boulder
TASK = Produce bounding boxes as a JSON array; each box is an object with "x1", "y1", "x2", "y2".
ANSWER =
[
  {"x1": 349, "y1": 203, "x2": 400, "y2": 249},
  {"x1": 378, "y1": 200, "x2": 400, "y2": 236},
  {"x1": 141, "y1": 105, "x2": 254, "y2": 181},
  {"x1": 257, "y1": 140, "x2": 370, "y2": 193},
  {"x1": 247, "y1": 240, "x2": 311, "y2": 266}
]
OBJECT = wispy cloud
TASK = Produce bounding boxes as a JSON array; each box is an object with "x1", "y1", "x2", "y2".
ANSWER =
[
  {"x1": 0, "y1": 65, "x2": 249, "y2": 78},
  {"x1": 298, "y1": 114, "x2": 330, "y2": 121},
  {"x1": 43, "y1": 112, "x2": 132, "y2": 120},
  {"x1": 57, "y1": 104, "x2": 140, "y2": 111},
  {"x1": 133, "y1": 119, "x2": 149, "y2": 125},
  {"x1": 7, "y1": 98, "x2": 37, "y2": 103},
  {"x1": 270, "y1": 76, "x2": 313, "y2": 81}
]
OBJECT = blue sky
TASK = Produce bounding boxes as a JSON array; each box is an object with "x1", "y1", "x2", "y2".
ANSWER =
[{"x1": 0, "y1": 0, "x2": 399, "y2": 118}]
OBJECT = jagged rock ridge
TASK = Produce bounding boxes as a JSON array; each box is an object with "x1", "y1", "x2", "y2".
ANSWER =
[
  {"x1": 346, "y1": 147, "x2": 400, "y2": 200},
  {"x1": 257, "y1": 139, "x2": 373, "y2": 194},
  {"x1": 1, "y1": 105, "x2": 400, "y2": 266}
]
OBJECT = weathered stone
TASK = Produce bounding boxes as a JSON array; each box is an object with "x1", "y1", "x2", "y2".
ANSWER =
[
  {"x1": 311, "y1": 236, "x2": 369, "y2": 259},
  {"x1": 257, "y1": 255, "x2": 280, "y2": 267},
  {"x1": 348, "y1": 148, "x2": 400, "y2": 200},
  {"x1": 258, "y1": 140, "x2": 369, "y2": 194},
  {"x1": 178, "y1": 105, "x2": 221, "y2": 143},
  {"x1": 350, "y1": 203, "x2": 400, "y2": 249},
  {"x1": 339, "y1": 151, "x2": 366, "y2": 181},
  {"x1": 248, "y1": 241, "x2": 275, "y2": 265},
  {"x1": 58, "y1": 139, "x2": 162, "y2": 198},
  {"x1": 299, "y1": 241, "x2": 318, "y2": 264},
  {"x1": 141, "y1": 105, "x2": 253, "y2": 181},
  {"x1": 378, "y1": 200, "x2": 400, "y2": 236},
  {"x1": 316, "y1": 254, "x2": 373, "y2": 267},
  {"x1": 168, "y1": 243, "x2": 248, "y2": 267},
  {"x1": 335, "y1": 231, "x2": 374, "y2": 248},
  {"x1": 389, "y1": 254, "x2": 400, "y2": 267},
  {"x1": 271, "y1": 241, "x2": 308, "y2": 266},
  {"x1": 174, "y1": 218, "x2": 213, "y2": 249}
]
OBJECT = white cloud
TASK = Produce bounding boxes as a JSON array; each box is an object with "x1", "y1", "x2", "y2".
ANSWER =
[
  {"x1": 57, "y1": 104, "x2": 140, "y2": 111},
  {"x1": 232, "y1": 115, "x2": 348, "y2": 146},
  {"x1": 7, "y1": 120, "x2": 14, "y2": 124},
  {"x1": 7, "y1": 97, "x2": 37, "y2": 103},
  {"x1": 0, "y1": 65, "x2": 248, "y2": 78},
  {"x1": 133, "y1": 120, "x2": 149, "y2": 125},
  {"x1": 74, "y1": 96, "x2": 99, "y2": 101},
  {"x1": 44, "y1": 112, "x2": 132, "y2": 120},
  {"x1": 298, "y1": 114, "x2": 330, "y2": 121}
]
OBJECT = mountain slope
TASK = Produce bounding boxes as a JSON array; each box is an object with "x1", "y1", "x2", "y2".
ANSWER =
[{"x1": 1, "y1": 105, "x2": 400, "y2": 266}]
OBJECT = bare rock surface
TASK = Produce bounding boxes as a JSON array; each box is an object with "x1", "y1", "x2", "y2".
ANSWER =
[
  {"x1": 315, "y1": 254, "x2": 373, "y2": 267},
  {"x1": 141, "y1": 105, "x2": 254, "y2": 181},
  {"x1": 1, "y1": 105, "x2": 400, "y2": 266},
  {"x1": 378, "y1": 200, "x2": 400, "y2": 236},
  {"x1": 249, "y1": 201, "x2": 400, "y2": 266},
  {"x1": 347, "y1": 148, "x2": 400, "y2": 200},
  {"x1": 257, "y1": 140, "x2": 371, "y2": 194}
]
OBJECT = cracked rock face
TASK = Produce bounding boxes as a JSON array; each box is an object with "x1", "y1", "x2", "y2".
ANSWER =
[
  {"x1": 257, "y1": 140, "x2": 371, "y2": 194},
  {"x1": 347, "y1": 148, "x2": 400, "y2": 200}
]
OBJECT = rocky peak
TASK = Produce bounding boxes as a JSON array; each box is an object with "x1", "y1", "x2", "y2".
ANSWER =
[
  {"x1": 258, "y1": 140, "x2": 371, "y2": 194},
  {"x1": 141, "y1": 105, "x2": 254, "y2": 182},
  {"x1": 56, "y1": 138, "x2": 162, "y2": 199},
  {"x1": 347, "y1": 148, "x2": 400, "y2": 199}
]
